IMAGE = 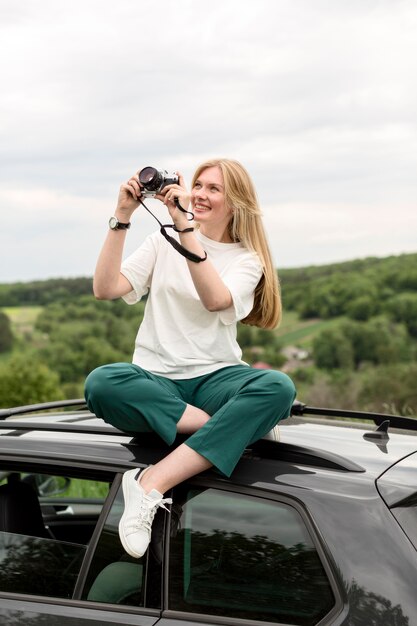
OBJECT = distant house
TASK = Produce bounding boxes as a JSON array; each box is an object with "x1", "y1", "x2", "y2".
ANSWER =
[
  {"x1": 282, "y1": 346, "x2": 309, "y2": 361},
  {"x1": 252, "y1": 361, "x2": 272, "y2": 370}
]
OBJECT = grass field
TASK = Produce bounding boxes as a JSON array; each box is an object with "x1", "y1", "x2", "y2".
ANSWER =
[
  {"x1": 3, "y1": 305, "x2": 339, "y2": 352},
  {"x1": 276, "y1": 311, "x2": 339, "y2": 348},
  {"x1": 0, "y1": 306, "x2": 44, "y2": 363},
  {"x1": 3, "y1": 306, "x2": 42, "y2": 338}
]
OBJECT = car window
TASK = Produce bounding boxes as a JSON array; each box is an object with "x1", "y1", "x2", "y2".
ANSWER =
[
  {"x1": 0, "y1": 532, "x2": 85, "y2": 598},
  {"x1": 0, "y1": 469, "x2": 109, "y2": 600},
  {"x1": 81, "y1": 483, "x2": 146, "y2": 607},
  {"x1": 377, "y1": 453, "x2": 417, "y2": 550},
  {"x1": 168, "y1": 488, "x2": 336, "y2": 625}
]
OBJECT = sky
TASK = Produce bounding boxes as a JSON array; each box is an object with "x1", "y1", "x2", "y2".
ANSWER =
[{"x1": 0, "y1": 0, "x2": 416, "y2": 283}]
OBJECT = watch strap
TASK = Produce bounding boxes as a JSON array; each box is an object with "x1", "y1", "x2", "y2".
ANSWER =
[{"x1": 109, "y1": 217, "x2": 131, "y2": 230}]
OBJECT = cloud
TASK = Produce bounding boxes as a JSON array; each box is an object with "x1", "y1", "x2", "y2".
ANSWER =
[{"x1": 0, "y1": 0, "x2": 416, "y2": 281}]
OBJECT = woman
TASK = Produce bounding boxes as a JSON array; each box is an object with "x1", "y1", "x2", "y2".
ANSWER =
[{"x1": 85, "y1": 158, "x2": 296, "y2": 559}]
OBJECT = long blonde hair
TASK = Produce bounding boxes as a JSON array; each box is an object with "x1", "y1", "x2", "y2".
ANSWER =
[{"x1": 192, "y1": 159, "x2": 281, "y2": 329}]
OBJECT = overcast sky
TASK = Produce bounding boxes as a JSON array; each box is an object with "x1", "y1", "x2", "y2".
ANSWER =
[{"x1": 0, "y1": 0, "x2": 416, "y2": 283}]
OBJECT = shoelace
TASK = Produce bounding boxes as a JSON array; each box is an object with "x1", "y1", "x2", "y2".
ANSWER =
[{"x1": 135, "y1": 495, "x2": 173, "y2": 533}]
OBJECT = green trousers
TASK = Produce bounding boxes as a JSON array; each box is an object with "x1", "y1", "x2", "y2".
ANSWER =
[{"x1": 84, "y1": 363, "x2": 296, "y2": 477}]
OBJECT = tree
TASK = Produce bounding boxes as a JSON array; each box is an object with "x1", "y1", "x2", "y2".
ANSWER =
[
  {"x1": 313, "y1": 328, "x2": 354, "y2": 370},
  {"x1": 386, "y1": 293, "x2": 417, "y2": 338},
  {"x1": 0, "y1": 311, "x2": 13, "y2": 353},
  {"x1": 0, "y1": 355, "x2": 64, "y2": 408},
  {"x1": 313, "y1": 318, "x2": 412, "y2": 371},
  {"x1": 358, "y1": 363, "x2": 417, "y2": 415},
  {"x1": 346, "y1": 295, "x2": 377, "y2": 321}
]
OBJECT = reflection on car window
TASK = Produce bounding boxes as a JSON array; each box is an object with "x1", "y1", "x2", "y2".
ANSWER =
[
  {"x1": 0, "y1": 532, "x2": 86, "y2": 598},
  {"x1": 0, "y1": 469, "x2": 109, "y2": 599},
  {"x1": 390, "y1": 506, "x2": 417, "y2": 550},
  {"x1": 169, "y1": 488, "x2": 335, "y2": 625},
  {"x1": 81, "y1": 486, "x2": 145, "y2": 607}
]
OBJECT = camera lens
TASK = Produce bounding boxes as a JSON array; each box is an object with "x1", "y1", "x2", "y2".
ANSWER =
[{"x1": 139, "y1": 167, "x2": 162, "y2": 191}]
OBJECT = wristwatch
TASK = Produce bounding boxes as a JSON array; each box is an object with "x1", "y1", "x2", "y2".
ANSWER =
[{"x1": 109, "y1": 216, "x2": 131, "y2": 231}]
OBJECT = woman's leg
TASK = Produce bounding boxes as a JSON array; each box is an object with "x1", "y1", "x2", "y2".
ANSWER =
[
  {"x1": 85, "y1": 362, "x2": 211, "y2": 439},
  {"x1": 176, "y1": 404, "x2": 211, "y2": 433},
  {"x1": 118, "y1": 366, "x2": 296, "y2": 558},
  {"x1": 140, "y1": 443, "x2": 211, "y2": 494},
  {"x1": 185, "y1": 366, "x2": 297, "y2": 477},
  {"x1": 84, "y1": 362, "x2": 190, "y2": 444},
  {"x1": 139, "y1": 367, "x2": 295, "y2": 491},
  {"x1": 119, "y1": 444, "x2": 211, "y2": 559}
]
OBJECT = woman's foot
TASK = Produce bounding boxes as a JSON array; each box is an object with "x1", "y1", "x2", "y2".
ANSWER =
[{"x1": 118, "y1": 467, "x2": 172, "y2": 558}]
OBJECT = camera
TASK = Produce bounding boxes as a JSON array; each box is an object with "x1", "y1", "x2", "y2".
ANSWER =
[{"x1": 138, "y1": 166, "x2": 179, "y2": 198}]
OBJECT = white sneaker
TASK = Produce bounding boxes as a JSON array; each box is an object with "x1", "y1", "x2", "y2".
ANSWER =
[
  {"x1": 119, "y1": 467, "x2": 172, "y2": 559},
  {"x1": 263, "y1": 425, "x2": 280, "y2": 442}
]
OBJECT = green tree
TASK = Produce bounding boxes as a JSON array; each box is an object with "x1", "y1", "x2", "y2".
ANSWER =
[
  {"x1": 34, "y1": 296, "x2": 142, "y2": 383},
  {"x1": 0, "y1": 355, "x2": 64, "y2": 408},
  {"x1": 280, "y1": 252, "x2": 417, "y2": 320},
  {"x1": 345, "y1": 317, "x2": 410, "y2": 367},
  {"x1": 237, "y1": 323, "x2": 284, "y2": 367},
  {"x1": 386, "y1": 293, "x2": 417, "y2": 338},
  {"x1": 313, "y1": 318, "x2": 411, "y2": 371},
  {"x1": 313, "y1": 328, "x2": 354, "y2": 370},
  {"x1": 358, "y1": 363, "x2": 417, "y2": 415},
  {"x1": 346, "y1": 295, "x2": 377, "y2": 321},
  {"x1": 0, "y1": 311, "x2": 13, "y2": 353}
]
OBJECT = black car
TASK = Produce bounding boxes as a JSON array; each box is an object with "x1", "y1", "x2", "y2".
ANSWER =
[{"x1": 0, "y1": 399, "x2": 416, "y2": 625}]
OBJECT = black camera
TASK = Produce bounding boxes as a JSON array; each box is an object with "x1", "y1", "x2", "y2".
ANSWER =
[{"x1": 138, "y1": 166, "x2": 179, "y2": 198}]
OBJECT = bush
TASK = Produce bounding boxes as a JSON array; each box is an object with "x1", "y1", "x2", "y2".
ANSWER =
[
  {"x1": 358, "y1": 363, "x2": 417, "y2": 415},
  {"x1": 0, "y1": 355, "x2": 64, "y2": 408},
  {"x1": 386, "y1": 293, "x2": 417, "y2": 338},
  {"x1": 0, "y1": 311, "x2": 13, "y2": 353},
  {"x1": 313, "y1": 318, "x2": 411, "y2": 371}
]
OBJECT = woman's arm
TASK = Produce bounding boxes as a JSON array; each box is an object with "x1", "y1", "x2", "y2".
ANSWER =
[
  {"x1": 157, "y1": 175, "x2": 233, "y2": 312},
  {"x1": 93, "y1": 174, "x2": 142, "y2": 300},
  {"x1": 180, "y1": 235, "x2": 233, "y2": 311}
]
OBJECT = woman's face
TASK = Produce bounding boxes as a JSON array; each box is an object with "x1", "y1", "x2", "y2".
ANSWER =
[{"x1": 191, "y1": 166, "x2": 233, "y2": 235}]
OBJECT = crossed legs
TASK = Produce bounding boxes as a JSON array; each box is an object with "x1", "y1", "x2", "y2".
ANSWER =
[{"x1": 85, "y1": 362, "x2": 296, "y2": 557}]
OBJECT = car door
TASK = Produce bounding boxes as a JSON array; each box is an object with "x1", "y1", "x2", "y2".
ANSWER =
[
  {"x1": 0, "y1": 466, "x2": 162, "y2": 625},
  {"x1": 161, "y1": 481, "x2": 344, "y2": 626}
]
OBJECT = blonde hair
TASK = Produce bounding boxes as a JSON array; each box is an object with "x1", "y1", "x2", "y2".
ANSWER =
[{"x1": 192, "y1": 159, "x2": 281, "y2": 329}]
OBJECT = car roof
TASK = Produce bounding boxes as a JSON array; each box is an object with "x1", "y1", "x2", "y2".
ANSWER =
[
  {"x1": 1, "y1": 401, "x2": 416, "y2": 481},
  {"x1": 280, "y1": 417, "x2": 417, "y2": 477}
]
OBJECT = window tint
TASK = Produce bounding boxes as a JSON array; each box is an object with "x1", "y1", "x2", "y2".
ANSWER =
[
  {"x1": 81, "y1": 484, "x2": 146, "y2": 606},
  {"x1": 169, "y1": 488, "x2": 335, "y2": 625},
  {"x1": 0, "y1": 532, "x2": 86, "y2": 598},
  {"x1": 391, "y1": 505, "x2": 417, "y2": 549},
  {"x1": 377, "y1": 454, "x2": 417, "y2": 550},
  {"x1": 0, "y1": 469, "x2": 109, "y2": 599}
]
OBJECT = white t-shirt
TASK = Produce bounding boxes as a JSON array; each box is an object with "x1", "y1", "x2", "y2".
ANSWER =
[{"x1": 121, "y1": 230, "x2": 263, "y2": 379}]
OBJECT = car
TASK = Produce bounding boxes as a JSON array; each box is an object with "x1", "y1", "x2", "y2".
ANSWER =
[{"x1": 0, "y1": 398, "x2": 416, "y2": 626}]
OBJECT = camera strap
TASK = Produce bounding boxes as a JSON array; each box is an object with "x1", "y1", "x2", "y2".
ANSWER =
[{"x1": 138, "y1": 198, "x2": 207, "y2": 263}]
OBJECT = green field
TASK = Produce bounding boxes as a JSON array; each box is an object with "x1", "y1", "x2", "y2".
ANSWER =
[
  {"x1": 3, "y1": 306, "x2": 42, "y2": 337},
  {"x1": 3, "y1": 305, "x2": 338, "y2": 352},
  {"x1": 276, "y1": 311, "x2": 339, "y2": 348},
  {"x1": 0, "y1": 306, "x2": 43, "y2": 363}
]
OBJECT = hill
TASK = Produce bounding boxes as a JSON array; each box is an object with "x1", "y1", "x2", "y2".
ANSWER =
[
  {"x1": 279, "y1": 252, "x2": 417, "y2": 321},
  {"x1": 0, "y1": 277, "x2": 93, "y2": 307},
  {"x1": 0, "y1": 251, "x2": 416, "y2": 415}
]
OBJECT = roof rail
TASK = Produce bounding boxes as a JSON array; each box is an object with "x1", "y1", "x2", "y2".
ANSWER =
[
  {"x1": 1, "y1": 399, "x2": 416, "y2": 439},
  {"x1": 1, "y1": 397, "x2": 416, "y2": 424},
  {"x1": 291, "y1": 401, "x2": 417, "y2": 432},
  {"x1": 0, "y1": 399, "x2": 129, "y2": 437},
  {"x1": 0, "y1": 399, "x2": 87, "y2": 420},
  {"x1": 0, "y1": 420, "x2": 128, "y2": 437},
  {"x1": 251, "y1": 439, "x2": 365, "y2": 472}
]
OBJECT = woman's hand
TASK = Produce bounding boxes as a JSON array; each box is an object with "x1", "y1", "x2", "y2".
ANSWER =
[
  {"x1": 156, "y1": 173, "x2": 192, "y2": 229},
  {"x1": 115, "y1": 172, "x2": 143, "y2": 220}
]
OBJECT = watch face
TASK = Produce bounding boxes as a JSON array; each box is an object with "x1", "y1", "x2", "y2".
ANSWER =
[{"x1": 109, "y1": 217, "x2": 118, "y2": 230}]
